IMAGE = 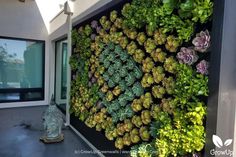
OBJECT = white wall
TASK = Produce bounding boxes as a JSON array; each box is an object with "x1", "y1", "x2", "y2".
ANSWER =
[
  {"x1": 48, "y1": 0, "x2": 112, "y2": 98},
  {"x1": 0, "y1": 0, "x2": 50, "y2": 108}
]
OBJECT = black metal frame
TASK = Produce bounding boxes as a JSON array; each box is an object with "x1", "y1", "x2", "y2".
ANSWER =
[{"x1": 0, "y1": 36, "x2": 45, "y2": 103}]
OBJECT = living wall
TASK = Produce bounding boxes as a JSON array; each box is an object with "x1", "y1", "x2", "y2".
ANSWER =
[{"x1": 70, "y1": 0, "x2": 213, "y2": 156}]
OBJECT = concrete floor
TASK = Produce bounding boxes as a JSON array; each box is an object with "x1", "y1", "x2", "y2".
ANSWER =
[{"x1": 0, "y1": 106, "x2": 99, "y2": 157}]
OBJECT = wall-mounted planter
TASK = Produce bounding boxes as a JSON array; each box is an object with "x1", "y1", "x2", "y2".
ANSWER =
[{"x1": 69, "y1": 0, "x2": 236, "y2": 156}]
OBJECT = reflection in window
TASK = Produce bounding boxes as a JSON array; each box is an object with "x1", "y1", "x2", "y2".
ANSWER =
[{"x1": 0, "y1": 38, "x2": 44, "y2": 102}]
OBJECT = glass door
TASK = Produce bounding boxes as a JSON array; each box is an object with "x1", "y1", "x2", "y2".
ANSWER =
[{"x1": 55, "y1": 39, "x2": 67, "y2": 112}]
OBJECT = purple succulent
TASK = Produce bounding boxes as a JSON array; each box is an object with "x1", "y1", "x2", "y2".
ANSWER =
[
  {"x1": 192, "y1": 30, "x2": 211, "y2": 53},
  {"x1": 91, "y1": 20, "x2": 98, "y2": 29},
  {"x1": 96, "y1": 26, "x2": 102, "y2": 33},
  {"x1": 196, "y1": 60, "x2": 209, "y2": 75},
  {"x1": 177, "y1": 47, "x2": 199, "y2": 65},
  {"x1": 192, "y1": 154, "x2": 200, "y2": 157},
  {"x1": 91, "y1": 77, "x2": 97, "y2": 83},
  {"x1": 90, "y1": 34, "x2": 96, "y2": 41}
]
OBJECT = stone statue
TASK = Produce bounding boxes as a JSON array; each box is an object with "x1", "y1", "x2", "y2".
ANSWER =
[{"x1": 40, "y1": 95, "x2": 64, "y2": 143}]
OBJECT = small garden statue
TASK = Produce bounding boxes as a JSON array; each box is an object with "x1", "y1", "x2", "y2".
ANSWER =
[{"x1": 40, "y1": 95, "x2": 64, "y2": 143}]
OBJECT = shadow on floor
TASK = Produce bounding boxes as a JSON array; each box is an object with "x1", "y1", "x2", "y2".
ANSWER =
[{"x1": 0, "y1": 106, "x2": 98, "y2": 157}]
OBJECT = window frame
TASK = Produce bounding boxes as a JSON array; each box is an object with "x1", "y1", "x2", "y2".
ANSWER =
[{"x1": 0, "y1": 36, "x2": 45, "y2": 103}]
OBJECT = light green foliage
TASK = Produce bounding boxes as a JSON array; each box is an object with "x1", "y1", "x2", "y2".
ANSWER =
[
  {"x1": 174, "y1": 63, "x2": 208, "y2": 104},
  {"x1": 122, "y1": 0, "x2": 213, "y2": 41}
]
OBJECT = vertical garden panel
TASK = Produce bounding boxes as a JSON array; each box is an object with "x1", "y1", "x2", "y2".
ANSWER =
[{"x1": 69, "y1": 0, "x2": 218, "y2": 157}]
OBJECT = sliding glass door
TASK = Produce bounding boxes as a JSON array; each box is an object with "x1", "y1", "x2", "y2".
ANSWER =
[{"x1": 55, "y1": 39, "x2": 67, "y2": 112}]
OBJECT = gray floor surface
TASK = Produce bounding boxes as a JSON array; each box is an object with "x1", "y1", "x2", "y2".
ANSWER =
[{"x1": 0, "y1": 106, "x2": 99, "y2": 157}]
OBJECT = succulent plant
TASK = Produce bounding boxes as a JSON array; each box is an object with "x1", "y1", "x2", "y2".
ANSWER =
[
  {"x1": 142, "y1": 57, "x2": 154, "y2": 73},
  {"x1": 113, "y1": 86, "x2": 121, "y2": 96},
  {"x1": 144, "y1": 38, "x2": 156, "y2": 53},
  {"x1": 132, "y1": 82, "x2": 144, "y2": 97},
  {"x1": 160, "y1": 98, "x2": 174, "y2": 114},
  {"x1": 137, "y1": 32, "x2": 147, "y2": 45},
  {"x1": 164, "y1": 56, "x2": 178, "y2": 74},
  {"x1": 154, "y1": 29, "x2": 167, "y2": 45},
  {"x1": 91, "y1": 20, "x2": 98, "y2": 29},
  {"x1": 152, "y1": 85, "x2": 166, "y2": 99},
  {"x1": 96, "y1": 26, "x2": 102, "y2": 33},
  {"x1": 141, "y1": 92, "x2": 153, "y2": 109},
  {"x1": 113, "y1": 59, "x2": 122, "y2": 70},
  {"x1": 106, "y1": 91, "x2": 114, "y2": 102},
  {"x1": 152, "y1": 66, "x2": 165, "y2": 84},
  {"x1": 108, "y1": 66, "x2": 115, "y2": 76},
  {"x1": 114, "y1": 18, "x2": 123, "y2": 29},
  {"x1": 112, "y1": 73, "x2": 121, "y2": 84},
  {"x1": 127, "y1": 41, "x2": 138, "y2": 55},
  {"x1": 196, "y1": 60, "x2": 209, "y2": 75},
  {"x1": 177, "y1": 47, "x2": 198, "y2": 65},
  {"x1": 119, "y1": 80, "x2": 127, "y2": 92},
  {"x1": 133, "y1": 66, "x2": 143, "y2": 79},
  {"x1": 125, "y1": 73, "x2": 136, "y2": 86},
  {"x1": 119, "y1": 66, "x2": 128, "y2": 78},
  {"x1": 119, "y1": 36, "x2": 129, "y2": 49},
  {"x1": 139, "y1": 126, "x2": 150, "y2": 141},
  {"x1": 132, "y1": 116, "x2": 143, "y2": 128},
  {"x1": 110, "y1": 10, "x2": 118, "y2": 23},
  {"x1": 90, "y1": 34, "x2": 96, "y2": 41},
  {"x1": 102, "y1": 72, "x2": 110, "y2": 81},
  {"x1": 130, "y1": 128, "x2": 141, "y2": 144},
  {"x1": 133, "y1": 49, "x2": 145, "y2": 63},
  {"x1": 141, "y1": 73, "x2": 154, "y2": 88},
  {"x1": 124, "y1": 89, "x2": 135, "y2": 101},
  {"x1": 192, "y1": 30, "x2": 211, "y2": 53},
  {"x1": 165, "y1": 35, "x2": 182, "y2": 53},
  {"x1": 110, "y1": 24, "x2": 117, "y2": 33},
  {"x1": 141, "y1": 110, "x2": 151, "y2": 125},
  {"x1": 118, "y1": 94, "x2": 128, "y2": 107},
  {"x1": 131, "y1": 99, "x2": 143, "y2": 112},
  {"x1": 151, "y1": 48, "x2": 167, "y2": 63},
  {"x1": 108, "y1": 79, "x2": 116, "y2": 88},
  {"x1": 115, "y1": 137, "x2": 124, "y2": 149},
  {"x1": 162, "y1": 76, "x2": 175, "y2": 94},
  {"x1": 126, "y1": 59, "x2": 136, "y2": 70},
  {"x1": 124, "y1": 28, "x2": 138, "y2": 40}
]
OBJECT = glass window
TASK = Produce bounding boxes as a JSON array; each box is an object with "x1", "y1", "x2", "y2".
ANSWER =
[{"x1": 0, "y1": 37, "x2": 44, "y2": 102}]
